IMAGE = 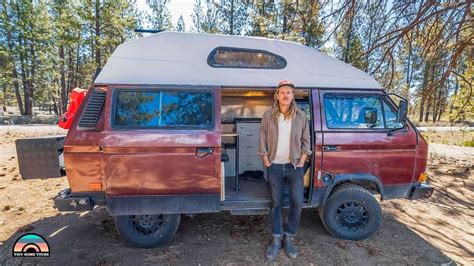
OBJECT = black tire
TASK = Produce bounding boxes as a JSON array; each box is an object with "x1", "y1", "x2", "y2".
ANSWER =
[
  {"x1": 320, "y1": 183, "x2": 382, "y2": 240},
  {"x1": 115, "y1": 214, "x2": 181, "y2": 248}
]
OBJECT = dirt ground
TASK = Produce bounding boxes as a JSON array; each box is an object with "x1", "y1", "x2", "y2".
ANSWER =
[
  {"x1": 0, "y1": 126, "x2": 473, "y2": 265},
  {"x1": 420, "y1": 129, "x2": 473, "y2": 147}
]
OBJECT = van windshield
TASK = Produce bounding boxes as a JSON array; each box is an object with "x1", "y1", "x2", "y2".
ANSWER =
[{"x1": 324, "y1": 94, "x2": 384, "y2": 129}]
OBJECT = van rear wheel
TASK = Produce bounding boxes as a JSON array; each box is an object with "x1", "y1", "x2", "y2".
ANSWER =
[
  {"x1": 115, "y1": 214, "x2": 181, "y2": 248},
  {"x1": 320, "y1": 183, "x2": 382, "y2": 240}
]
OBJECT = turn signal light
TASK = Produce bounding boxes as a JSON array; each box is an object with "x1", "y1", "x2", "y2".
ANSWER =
[
  {"x1": 88, "y1": 182, "x2": 102, "y2": 190},
  {"x1": 418, "y1": 172, "x2": 428, "y2": 183}
]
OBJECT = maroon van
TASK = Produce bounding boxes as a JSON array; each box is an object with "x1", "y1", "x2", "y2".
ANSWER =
[{"x1": 16, "y1": 32, "x2": 433, "y2": 248}]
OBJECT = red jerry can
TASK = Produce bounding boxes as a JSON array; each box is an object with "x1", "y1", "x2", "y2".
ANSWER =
[{"x1": 58, "y1": 88, "x2": 87, "y2": 129}]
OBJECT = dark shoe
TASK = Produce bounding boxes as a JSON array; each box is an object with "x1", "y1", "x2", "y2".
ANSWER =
[
  {"x1": 266, "y1": 236, "x2": 281, "y2": 261},
  {"x1": 283, "y1": 233, "x2": 297, "y2": 258}
]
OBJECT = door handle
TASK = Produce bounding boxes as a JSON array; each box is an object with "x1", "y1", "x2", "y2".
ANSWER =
[
  {"x1": 323, "y1": 146, "x2": 341, "y2": 152},
  {"x1": 196, "y1": 147, "x2": 214, "y2": 158}
]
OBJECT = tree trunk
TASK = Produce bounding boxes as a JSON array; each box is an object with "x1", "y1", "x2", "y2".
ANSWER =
[
  {"x1": 28, "y1": 43, "x2": 36, "y2": 116},
  {"x1": 74, "y1": 32, "x2": 80, "y2": 87},
  {"x1": 450, "y1": 76, "x2": 459, "y2": 114},
  {"x1": 18, "y1": 33, "x2": 32, "y2": 115},
  {"x1": 432, "y1": 88, "x2": 438, "y2": 123},
  {"x1": 60, "y1": 45, "x2": 67, "y2": 114},
  {"x1": 95, "y1": 0, "x2": 101, "y2": 66},
  {"x1": 12, "y1": 67, "x2": 24, "y2": 115},
  {"x1": 437, "y1": 103, "x2": 443, "y2": 122},
  {"x1": 68, "y1": 48, "x2": 74, "y2": 94},
  {"x1": 49, "y1": 87, "x2": 59, "y2": 115},
  {"x1": 418, "y1": 92, "x2": 424, "y2": 122},
  {"x1": 424, "y1": 90, "x2": 431, "y2": 122},
  {"x1": 343, "y1": 11, "x2": 355, "y2": 63},
  {"x1": 229, "y1": 0, "x2": 234, "y2": 35},
  {"x1": 282, "y1": 2, "x2": 288, "y2": 34},
  {"x1": 419, "y1": 63, "x2": 430, "y2": 122}
]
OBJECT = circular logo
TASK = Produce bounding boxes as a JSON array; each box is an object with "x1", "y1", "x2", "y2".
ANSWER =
[{"x1": 12, "y1": 233, "x2": 50, "y2": 257}]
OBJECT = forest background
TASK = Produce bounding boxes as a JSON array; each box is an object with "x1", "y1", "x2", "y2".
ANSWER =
[{"x1": 0, "y1": 0, "x2": 472, "y2": 124}]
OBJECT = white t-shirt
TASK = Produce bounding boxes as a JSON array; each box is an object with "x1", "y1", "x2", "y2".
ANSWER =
[{"x1": 272, "y1": 113, "x2": 292, "y2": 164}]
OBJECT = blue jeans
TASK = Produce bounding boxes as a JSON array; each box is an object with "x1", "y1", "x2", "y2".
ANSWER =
[{"x1": 267, "y1": 163, "x2": 304, "y2": 237}]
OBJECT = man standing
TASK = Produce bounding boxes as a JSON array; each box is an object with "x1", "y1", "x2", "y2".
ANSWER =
[{"x1": 258, "y1": 80, "x2": 312, "y2": 260}]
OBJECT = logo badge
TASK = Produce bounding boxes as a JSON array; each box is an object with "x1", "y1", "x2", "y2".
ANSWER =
[{"x1": 12, "y1": 233, "x2": 50, "y2": 257}]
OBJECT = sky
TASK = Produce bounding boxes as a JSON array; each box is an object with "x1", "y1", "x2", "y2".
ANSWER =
[{"x1": 136, "y1": 0, "x2": 195, "y2": 31}]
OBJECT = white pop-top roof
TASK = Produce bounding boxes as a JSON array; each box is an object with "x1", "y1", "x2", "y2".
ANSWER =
[{"x1": 94, "y1": 32, "x2": 382, "y2": 89}]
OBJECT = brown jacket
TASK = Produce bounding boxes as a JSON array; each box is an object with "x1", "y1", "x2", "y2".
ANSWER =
[{"x1": 258, "y1": 109, "x2": 312, "y2": 167}]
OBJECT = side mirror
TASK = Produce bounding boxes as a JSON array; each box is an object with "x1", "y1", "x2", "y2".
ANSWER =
[{"x1": 397, "y1": 99, "x2": 408, "y2": 124}]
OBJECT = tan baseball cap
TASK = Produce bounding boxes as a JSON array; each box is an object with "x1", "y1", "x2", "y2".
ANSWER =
[{"x1": 277, "y1": 79, "x2": 295, "y2": 89}]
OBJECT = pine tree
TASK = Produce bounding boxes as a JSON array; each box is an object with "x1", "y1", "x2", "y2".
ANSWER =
[
  {"x1": 201, "y1": 1, "x2": 220, "y2": 34},
  {"x1": 0, "y1": 0, "x2": 23, "y2": 113},
  {"x1": 147, "y1": 0, "x2": 172, "y2": 31},
  {"x1": 176, "y1": 15, "x2": 185, "y2": 32},
  {"x1": 334, "y1": 3, "x2": 366, "y2": 70},
  {"x1": 191, "y1": 0, "x2": 204, "y2": 32},
  {"x1": 294, "y1": 0, "x2": 325, "y2": 48},
  {"x1": 248, "y1": 0, "x2": 278, "y2": 37},
  {"x1": 216, "y1": 0, "x2": 249, "y2": 35},
  {"x1": 51, "y1": 0, "x2": 82, "y2": 114}
]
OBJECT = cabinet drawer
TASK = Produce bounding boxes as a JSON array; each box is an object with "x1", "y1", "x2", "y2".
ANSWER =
[
  {"x1": 239, "y1": 131, "x2": 259, "y2": 142},
  {"x1": 239, "y1": 141, "x2": 259, "y2": 156},
  {"x1": 236, "y1": 123, "x2": 261, "y2": 132},
  {"x1": 239, "y1": 156, "x2": 264, "y2": 173}
]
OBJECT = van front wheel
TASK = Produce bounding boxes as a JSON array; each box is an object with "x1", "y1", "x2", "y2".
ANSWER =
[
  {"x1": 115, "y1": 214, "x2": 181, "y2": 248},
  {"x1": 320, "y1": 184, "x2": 382, "y2": 240}
]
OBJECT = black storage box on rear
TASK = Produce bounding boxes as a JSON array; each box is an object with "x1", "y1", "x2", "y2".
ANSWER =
[{"x1": 15, "y1": 135, "x2": 66, "y2": 179}]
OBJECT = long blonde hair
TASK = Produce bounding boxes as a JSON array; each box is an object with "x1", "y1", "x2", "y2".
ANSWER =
[{"x1": 271, "y1": 87, "x2": 298, "y2": 120}]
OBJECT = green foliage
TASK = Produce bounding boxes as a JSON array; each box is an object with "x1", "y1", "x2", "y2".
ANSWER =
[
  {"x1": 191, "y1": 0, "x2": 203, "y2": 32},
  {"x1": 447, "y1": 59, "x2": 473, "y2": 123},
  {"x1": 146, "y1": 0, "x2": 172, "y2": 31},
  {"x1": 200, "y1": 1, "x2": 220, "y2": 34},
  {"x1": 463, "y1": 139, "x2": 474, "y2": 147},
  {"x1": 334, "y1": 3, "x2": 366, "y2": 70},
  {"x1": 0, "y1": 0, "x2": 139, "y2": 115},
  {"x1": 216, "y1": 0, "x2": 249, "y2": 35},
  {"x1": 192, "y1": 0, "x2": 222, "y2": 34},
  {"x1": 0, "y1": 0, "x2": 471, "y2": 125},
  {"x1": 176, "y1": 15, "x2": 185, "y2": 32}
]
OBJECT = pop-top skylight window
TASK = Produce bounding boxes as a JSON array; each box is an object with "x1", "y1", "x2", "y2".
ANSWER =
[{"x1": 207, "y1": 47, "x2": 287, "y2": 69}]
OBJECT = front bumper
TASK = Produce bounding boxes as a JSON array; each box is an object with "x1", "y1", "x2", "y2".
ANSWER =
[
  {"x1": 408, "y1": 183, "x2": 434, "y2": 200},
  {"x1": 53, "y1": 188, "x2": 94, "y2": 212}
]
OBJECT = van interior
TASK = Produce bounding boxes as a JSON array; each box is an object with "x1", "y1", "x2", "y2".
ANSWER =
[{"x1": 220, "y1": 88, "x2": 313, "y2": 203}]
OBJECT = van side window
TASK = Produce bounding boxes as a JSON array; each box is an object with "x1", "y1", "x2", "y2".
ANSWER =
[
  {"x1": 383, "y1": 101, "x2": 404, "y2": 129},
  {"x1": 208, "y1": 47, "x2": 286, "y2": 69},
  {"x1": 114, "y1": 90, "x2": 213, "y2": 128},
  {"x1": 323, "y1": 94, "x2": 384, "y2": 129}
]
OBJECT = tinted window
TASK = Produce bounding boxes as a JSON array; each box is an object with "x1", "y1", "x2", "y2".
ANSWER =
[
  {"x1": 114, "y1": 90, "x2": 213, "y2": 128},
  {"x1": 383, "y1": 101, "x2": 404, "y2": 129},
  {"x1": 208, "y1": 47, "x2": 286, "y2": 69},
  {"x1": 324, "y1": 94, "x2": 384, "y2": 129}
]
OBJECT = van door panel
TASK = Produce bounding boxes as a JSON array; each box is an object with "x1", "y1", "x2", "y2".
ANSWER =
[
  {"x1": 322, "y1": 132, "x2": 416, "y2": 184},
  {"x1": 100, "y1": 87, "x2": 221, "y2": 196},
  {"x1": 320, "y1": 91, "x2": 416, "y2": 185},
  {"x1": 103, "y1": 145, "x2": 220, "y2": 195}
]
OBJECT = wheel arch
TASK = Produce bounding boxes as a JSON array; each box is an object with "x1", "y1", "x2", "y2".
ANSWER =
[{"x1": 321, "y1": 173, "x2": 385, "y2": 206}]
